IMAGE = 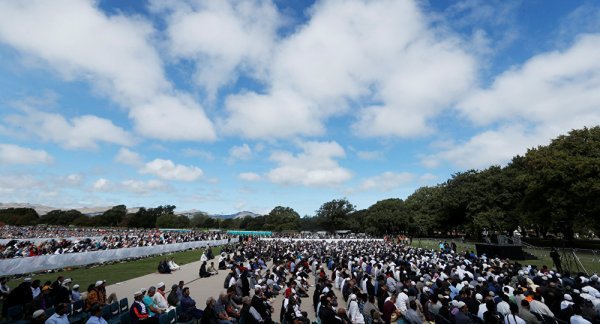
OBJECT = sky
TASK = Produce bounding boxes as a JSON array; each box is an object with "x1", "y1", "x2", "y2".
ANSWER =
[{"x1": 0, "y1": 0, "x2": 599, "y2": 216}]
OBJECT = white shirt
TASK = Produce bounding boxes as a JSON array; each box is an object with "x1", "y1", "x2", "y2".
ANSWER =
[
  {"x1": 395, "y1": 292, "x2": 409, "y2": 315},
  {"x1": 153, "y1": 292, "x2": 169, "y2": 310},
  {"x1": 348, "y1": 300, "x2": 365, "y2": 324},
  {"x1": 570, "y1": 315, "x2": 592, "y2": 324},
  {"x1": 477, "y1": 303, "x2": 488, "y2": 320},
  {"x1": 497, "y1": 301, "x2": 511, "y2": 316},
  {"x1": 529, "y1": 300, "x2": 554, "y2": 318}
]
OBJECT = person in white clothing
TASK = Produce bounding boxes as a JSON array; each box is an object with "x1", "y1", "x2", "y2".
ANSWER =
[
  {"x1": 168, "y1": 258, "x2": 180, "y2": 271},
  {"x1": 395, "y1": 290, "x2": 409, "y2": 316},
  {"x1": 348, "y1": 294, "x2": 365, "y2": 324}
]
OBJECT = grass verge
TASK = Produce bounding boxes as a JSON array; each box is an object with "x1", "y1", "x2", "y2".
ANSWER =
[
  {"x1": 9, "y1": 246, "x2": 226, "y2": 290},
  {"x1": 409, "y1": 238, "x2": 600, "y2": 273}
]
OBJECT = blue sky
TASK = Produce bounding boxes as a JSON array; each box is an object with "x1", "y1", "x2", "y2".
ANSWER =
[{"x1": 0, "y1": 0, "x2": 599, "y2": 216}]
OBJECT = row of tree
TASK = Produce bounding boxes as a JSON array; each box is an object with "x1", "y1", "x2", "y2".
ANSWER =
[{"x1": 1, "y1": 127, "x2": 598, "y2": 239}]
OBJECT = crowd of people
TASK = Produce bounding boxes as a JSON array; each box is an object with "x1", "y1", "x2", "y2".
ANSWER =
[
  {"x1": 0, "y1": 226, "x2": 229, "y2": 259},
  {"x1": 2, "y1": 233, "x2": 600, "y2": 324},
  {"x1": 205, "y1": 238, "x2": 600, "y2": 324}
]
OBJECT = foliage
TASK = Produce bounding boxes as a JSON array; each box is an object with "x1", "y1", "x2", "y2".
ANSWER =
[
  {"x1": 315, "y1": 198, "x2": 355, "y2": 233},
  {"x1": 0, "y1": 208, "x2": 39, "y2": 225}
]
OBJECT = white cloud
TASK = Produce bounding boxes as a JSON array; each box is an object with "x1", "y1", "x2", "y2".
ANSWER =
[
  {"x1": 153, "y1": 0, "x2": 280, "y2": 99},
  {"x1": 115, "y1": 148, "x2": 143, "y2": 166},
  {"x1": 357, "y1": 172, "x2": 415, "y2": 192},
  {"x1": 92, "y1": 178, "x2": 111, "y2": 191},
  {"x1": 5, "y1": 109, "x2": 133, "y2": 150},
  {"x1": 129, "y1": 94, "x2": 216, "y2": 141},
  {"x1": 140, "y1": 158, "x2": 203, "y2": 182},
  {"x1": 437, "y1": 34, "x2": 600, "y2": 169},
  {"x1": 238, "y1": 172, "x2": 261, "y2": 182},
  {"x1": 458, "y1": 34, "x2": 600, "y2": 127},
  {"x1": 424, "y1": 125, "x2": 553, "y2": 169},
  {"x1": 0, "y1": 143, "x2": 53, "y2": 164},
  {"x1": 229, "y1": 143, "x2": 252, "y2": 162},
  {"x1": 0, "y1": 0, "x2": 215, "y2": 141},
  {"x1": 267, "y1": 141, "x2": 352, "y2": 187},
  {"x1": 223, "y1": 0, "x2": 476, "y2": 139},
  {"x1": 121, "y1": 179, "x2": 167, "y2": 194}
]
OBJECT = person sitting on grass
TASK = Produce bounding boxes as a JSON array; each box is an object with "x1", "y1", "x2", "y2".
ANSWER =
[
  {"x1": 158, "y1": 259, "x2": 171, "y2": 274},
  {"x1": 168, "y1": 257, "x2": 180, "y2": 271}
]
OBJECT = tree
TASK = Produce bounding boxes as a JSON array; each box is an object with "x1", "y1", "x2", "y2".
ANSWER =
[
  {"x1": 265, "y1": 206, "x2": 300, "y2": 231},
  {"x1": 363, "y1": 199, "x2": 407, "y2": 235},
  {"x1": 0, "y1": 208, "x2": 39, "y2": 225},
  {"x1": 39, "y1": 209, "x2": 84, "y2": 225},
  {"x1": 156, "y1": 214, "x2": 191, "y2": 228},
  {"x1": 404, "y1": 185, "x2": 445, "y2": 236},
  {"x1": 520, "y1": 127, "x2": 600, "y2": 239},
  {"x1": 95, "y1": 205, "x2": 127, "y2": 227},
  {"x1": 315, "y1": 198, "x2": 355, "y2": 233}
]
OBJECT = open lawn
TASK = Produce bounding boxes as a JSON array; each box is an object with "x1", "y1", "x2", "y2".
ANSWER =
[
  {"x1": 9, "y1": 246, "x2": 225, "y2": 290},
  {"x1": 409, "y1": 238, "x2": 600, "y2": 274}
]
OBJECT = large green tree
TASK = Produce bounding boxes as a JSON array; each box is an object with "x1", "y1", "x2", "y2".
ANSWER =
[
  {"x1": 264, "y1": 206, "x2": 300, "y2": 231},
  {"x1": 520, "y1": 127, "x2": 600, "y2": 239},
  {"x1": 315, "y1": 198, "x2": 355, "y2": 233}
]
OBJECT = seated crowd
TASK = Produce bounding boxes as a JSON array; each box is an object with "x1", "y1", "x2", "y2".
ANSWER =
[
  {"x1": 0, "y1": 226, "x2": 229, "y2": 259},
  {"x1": 1, "y1": 234, "x2": 600, "y2": 324}
]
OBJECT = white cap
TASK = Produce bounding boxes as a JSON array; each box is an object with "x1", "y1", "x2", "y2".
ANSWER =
[
  {"x1": 564, "y1": 294, "x2": 572, "y2": 301},
  {"x1": 141, "y1": 288, "x2": 147, "y2": 293},
  {"x1": 157, "y1": 282, "x2": 165, "y2": 288},
  {"x1": 457, "y1": 301, "x2": 466, "y2": 308},
  {"x1": 32, "y1": 309, "x2": 45, "y2": 319},
  {"x1": 95, "y1": 280, "x2": 104, "y2": 287},
  {"x1": 349, "y1": 294, "x2": 357, "y2": 300},
  {"x1": 254, "y1": 285, "x2": 262, "y2": 290},
  {"x1": 134, "y1": 291, "x2": 143, "y2": 297},
  {"x1": 475, "y1": 293, "x2": 483, "y2": 300},
  {"x1": 63, "y1": 278, "x2": 72, "y2": 284},
  {"x1": 73, "y1": 284, "x2": 80, "y2": 289}
]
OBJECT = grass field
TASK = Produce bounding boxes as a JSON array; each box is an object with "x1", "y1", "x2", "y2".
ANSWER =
[
  {"x1": 409, "y1": 238, "x2": 600, "y2": 273},
  {"x1": 9, "y1": 246, "x2": 225, "y2": 290}
]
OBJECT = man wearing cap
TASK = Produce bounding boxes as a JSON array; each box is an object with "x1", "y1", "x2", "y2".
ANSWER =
[
  {"x1": 454, "y1": 301, "x2": 474, "y2": 324},
  {"x1": 31, "y1": 309, "x2": 46, "y2": 324},
  {"x1": 72, "y1": 284, "x2": 81, "y2": 302},
  {"x1": 131, "y1": 291, "x2": 158, "y2": 323},
  {"x1": 152, "y1": 282, "x2": 172, "y2": 312},
  {"x1": 85, "y1": 281, "x2": 105, "y2": 311}
]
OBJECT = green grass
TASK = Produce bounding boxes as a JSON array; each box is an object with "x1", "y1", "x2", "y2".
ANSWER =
[
  {"x1": 409, "y1": 238, "x2": 600, "y2": 273},
  {"x1": 11, "y1": 246, "x2": 226, "y2": 290}
]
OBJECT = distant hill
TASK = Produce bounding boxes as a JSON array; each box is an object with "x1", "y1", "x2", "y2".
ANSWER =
[
  {"x1": 211, "y1": 211, "x2": 262, "y2": 219},
  {"x1": 0, "y1": 203, "x2": 140, "y2": 216},
  {"x1": 0, "y1": 203, "x2": 261, "y2": 219}
]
